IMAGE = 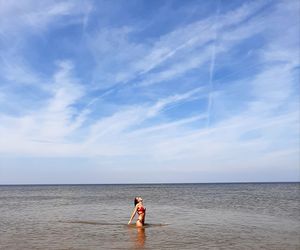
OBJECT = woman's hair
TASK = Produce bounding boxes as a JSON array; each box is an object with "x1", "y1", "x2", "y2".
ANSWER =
[{"x1": 134, "y1": 197, "x2": 139, "y2": 206}]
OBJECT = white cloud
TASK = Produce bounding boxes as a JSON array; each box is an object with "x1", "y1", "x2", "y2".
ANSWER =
[
  {"x1": 0, "y1": 55, "x2": 41, "y2": 85},
  {"x1": 0, "y1": 0, "x2": 92, "y2": 34},
  {"x1": 0, "y1": 60, "x2": 88, "y2": 155},
  {"x1": 0, "y1": 0, "x2": 94, "y2": 90},
  {"x1": 0, "y1": 74, "x2": 206, "y2": 157}
]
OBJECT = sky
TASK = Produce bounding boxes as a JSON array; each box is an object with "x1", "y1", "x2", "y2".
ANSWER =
[{"x1": 0, "y1": 0, "x2": 299, "y2": 184}]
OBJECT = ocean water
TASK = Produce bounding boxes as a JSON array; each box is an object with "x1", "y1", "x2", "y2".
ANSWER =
[{"x1": 0, "y1": 183, "x2": 299, "y2": 249}]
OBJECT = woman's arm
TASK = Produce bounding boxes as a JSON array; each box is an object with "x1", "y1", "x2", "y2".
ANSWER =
[{"x1": 128, "y1": 205, "x2": 138, "y2": 224}]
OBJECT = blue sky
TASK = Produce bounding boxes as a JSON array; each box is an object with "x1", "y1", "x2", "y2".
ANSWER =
[{"x1": 0, "y1": 0, "x2": 299, "y2": 184}]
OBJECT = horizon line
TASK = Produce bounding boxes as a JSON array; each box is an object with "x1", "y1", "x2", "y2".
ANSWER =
[{"x1": 0, "y1": 181, "x2": 299, "y2": 186}]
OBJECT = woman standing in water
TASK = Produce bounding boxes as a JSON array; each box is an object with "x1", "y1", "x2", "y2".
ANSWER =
[{"x1": 128, "y1": 197, "x2": 146, "y2": 227}]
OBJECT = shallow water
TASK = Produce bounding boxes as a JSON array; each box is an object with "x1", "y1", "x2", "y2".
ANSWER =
[{"x1": 0, "y1": 183, "x2": 299, "y2": 249}]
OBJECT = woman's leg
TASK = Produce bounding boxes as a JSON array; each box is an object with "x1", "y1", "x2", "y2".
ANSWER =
[{"x1": 136, "y1": 219, "x2": 143, "y2": 227}]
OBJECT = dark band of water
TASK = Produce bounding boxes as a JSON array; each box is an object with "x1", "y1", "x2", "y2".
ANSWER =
[{"x1": 59, "y1": 220, "x2": 168, "y2": 227}]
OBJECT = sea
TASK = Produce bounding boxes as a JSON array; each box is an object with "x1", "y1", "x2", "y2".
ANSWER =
[{"x1": 0, "y1": 183, "x2": 299, "y2": 249}]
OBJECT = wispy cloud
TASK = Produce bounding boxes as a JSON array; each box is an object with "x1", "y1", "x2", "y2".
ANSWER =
[
  {"x1": 87, "y1": 0, "x2": 269, "y2": 90},
  {"x1": 0, "y1": 55, "x2": 40, "y2": 86},
  {"x1": 0, "y1": 0, "x2": 91, "y2": 34},
  {"x1": 206, "y1": 1, "x2": 220, "y2": 127},
  {"x1": 0, "y1": 60, "x2": 88, "y2": 154}
]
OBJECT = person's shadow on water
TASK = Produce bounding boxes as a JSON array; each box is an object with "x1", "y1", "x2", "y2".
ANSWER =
[{"x1": 128, "y1": 226, "x2": 146, "y2": 249}]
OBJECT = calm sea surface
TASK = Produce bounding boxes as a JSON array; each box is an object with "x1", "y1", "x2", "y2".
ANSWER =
[{"x1": 0, "y1": 183, "x2": 299, "y2": 249}]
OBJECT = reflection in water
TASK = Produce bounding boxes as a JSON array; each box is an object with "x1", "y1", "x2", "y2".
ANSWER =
[
  {"x1": 128, "y1": 226, "x2": 146, "y2": 249},
  {"x1": 136, "y1": 227, "x2": 146, "y2": 248}
]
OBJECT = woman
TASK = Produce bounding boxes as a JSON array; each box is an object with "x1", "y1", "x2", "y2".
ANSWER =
[{"x1": 128, "y1": 197, "x2": 146, "y2": 227}]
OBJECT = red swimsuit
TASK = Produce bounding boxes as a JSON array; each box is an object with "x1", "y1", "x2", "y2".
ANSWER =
[
  {"x1": 137, "y1": 206, "x2": 146, "y2": 215},
  {"x1": 136, "y1": 206, "x2": 146, "y2": 224}
]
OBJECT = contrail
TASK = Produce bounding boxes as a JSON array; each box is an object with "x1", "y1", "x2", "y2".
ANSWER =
[
  {"x1": 206, "y1": 41, "x2": 216, "y2": 126},
  {"x1": 206, "y1": 1, "x2": 221, "y2": 127}
]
